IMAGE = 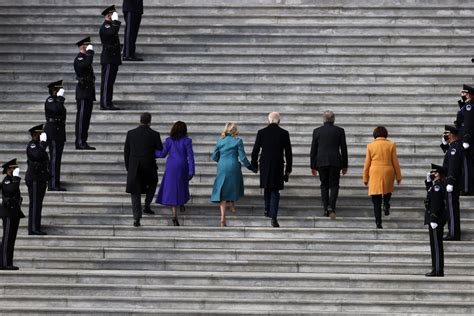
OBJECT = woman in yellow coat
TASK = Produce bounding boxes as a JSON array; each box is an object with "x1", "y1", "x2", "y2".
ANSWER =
[{"x1": 363, "y1": 126, "x2": 402, "y2": 228}]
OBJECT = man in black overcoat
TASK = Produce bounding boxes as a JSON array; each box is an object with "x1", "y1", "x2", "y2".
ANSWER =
[
  {"x1": 124, "y1": 112, "x2": 162, "y2": 227},
  {"x1": 100, "y1": 5, "x2": 121, "y2": 111},
  {"x1": 122, "y1": 0, "x2": 144, "y2": 61},
  {"x1": 310, "y1": 111, "x2": 348, "y2": 219},
  {"x1": 251, "y1": 112, "x2": 292, "y2": 227}
]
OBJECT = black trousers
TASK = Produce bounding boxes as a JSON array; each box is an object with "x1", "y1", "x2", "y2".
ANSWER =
[
  {"x1": 371, "y1": 193, "x2": 391, "y2": 225},
  {"x1": 131, "y1": 184, "x2": 157, "y2": 221},
  {"x1": 462, "y1": 155, "x2": 473, "y2": 195},
  {"x1": 264, "y1": 189, "x2": 280, "y2": 220},
  {"x1": 47, "y1": 139, "x2": 64, "y2": 190},
  {"x1": 446, "y1": 190, "x2": 461, "y2": 240},
  {"x1": 429, "y1": 224, "x2": 444, "y2": 275},
  {"x1": 27, "y1": 180, "x2": 47, "y2": 233},
  {"x1": 0, "y1": 216, "x2": 20, "y2": 267},
  {"x1": 123, "y1": 12, "x2": 142, "y2": 58},
  {"x1": 100, "y1": 64, "x2": 119, "y2": 108},
  {"x1": 75, "y1": 99, "x2": 93, "y2": 146},
  {"x1": 318, "y1": 166, "x2": 341, "y2": 211}
]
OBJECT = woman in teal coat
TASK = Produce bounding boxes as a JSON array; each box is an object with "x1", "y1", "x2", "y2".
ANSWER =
[{"x1": 211, "y1": 122, "x2": 255, "y2": 226}]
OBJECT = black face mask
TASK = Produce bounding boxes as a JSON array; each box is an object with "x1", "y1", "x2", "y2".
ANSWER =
[
  {"x1": 429, "y1": 173, "x2": 436, "y2": 181},
  {"x1": 443, "y1": 134, "x2": 449, "y2": 142},
  {"x1": 462, "y1": 95, "x2": 467, "y2": 102}
]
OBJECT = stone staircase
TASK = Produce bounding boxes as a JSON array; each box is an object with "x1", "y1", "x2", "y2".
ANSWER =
[{"x1": 1, "y1": 0, "x2": 474, "y2": 314}]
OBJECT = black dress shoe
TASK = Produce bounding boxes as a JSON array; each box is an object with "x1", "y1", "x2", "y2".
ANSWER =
[
  {"x1": 264, "y1": 210, "x2": 269, "y2": 217},
  {"x1": 108, "y1": 105, "x2": 120, "y2": 110},
  {"x1": 123, "y1": 56, "x2": 143, "y2": 61},
  {"x1": 271, "y1": 218, "x2": 280, "y2": 227},
  {"x1": 133, "y1": 219, "x2": 141, "y2": 227},
  {"x1": 143, "y1": 207, "x2": 155, "y2": 215},
  {"x1": 48, "y1": 187, "x2": 67, "y2": 191},
  {"x1": 4, "y1": 266, "x2": 19, "y2": 270},
  {"x1": 179, "y1": 205, "x2": 186, "y2": 212},
  {"x1": 323, "y1": 210, "x2": 329, "y2": 217},
  {"x1": 443, "y1": 235, "x2": 459, "y2": 241},
  {"x1": 29, "y1": 231, "x2": 47, "y2": 235},
  {"x1": 383, "y1": 205, "x2": 390, "y2": 216},
  {"x1": 83, "y1": 144, "x2": 96, "y2": 150},
  {"x1": 172, "y1": 217, "x2": 180, "y2": 226},
  {"x1": 425, "y1": 271, "x2": 444, "y2": 277},
  {"x1": 376, "y1": 223, "x2": 383, "y2": 229}
]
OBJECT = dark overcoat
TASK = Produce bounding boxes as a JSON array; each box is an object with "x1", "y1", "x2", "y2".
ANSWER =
[
  {"x1": 74, "y1": 50, "x2": 96, "y2": 101},
  {"x1": 44, "y1": 95, "x2": 66, "y2": 142},
  {"x1": 310, "y1": 122, "x2": 348, "y2": 169},
  {"x1": 0, "y1": 175, "x2": 25, "y2": 218},
  {"x1": 251, "y1": 123, "x2": 292, "y2": 190},
  {"x1": 124, "y1": 125, "x2": 163, "y2": 194}
]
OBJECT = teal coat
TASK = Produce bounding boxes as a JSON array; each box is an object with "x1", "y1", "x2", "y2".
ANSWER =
[{"x1": 210, "y1": 135, "x2": 253, "y2": 202}]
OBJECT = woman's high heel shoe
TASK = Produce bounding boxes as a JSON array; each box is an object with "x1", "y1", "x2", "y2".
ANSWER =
[
  {"x1": 172, "y1": 217, "x2": 180, "y2": 226},
  {"x1": 220, "y1": 220, "x2": 227, "y2": 227}
]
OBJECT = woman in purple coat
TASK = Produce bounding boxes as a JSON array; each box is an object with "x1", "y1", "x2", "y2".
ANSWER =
[{"x1": 155, "y1": 121, "x2": 195, "y2": 226}]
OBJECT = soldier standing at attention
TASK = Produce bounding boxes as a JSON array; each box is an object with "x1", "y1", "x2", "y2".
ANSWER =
[
  {"x1": 100, "y1": 5, "x2": 121, "y2": 111},
  {"x1": 26, "y1": 124, "x2": 50, "y2": 235},
  {"x1": 122, "y1": 0, "x2": 144, "y2": 61},
  {"x1": 442, "y1": 125, "x2": 463, "y2": 241},
  {"x1": 44, "y1": 80, "x2": 67, "y2": 191},
  {"x1": 424, "y1": 164, "x2": 447, "y2": 277},
  {"x1": 0, "y1": 159, "x2": 25, "y2": 270},
  {"x1": 74, "y1": 36, "x2": 96, "y2": 150}
]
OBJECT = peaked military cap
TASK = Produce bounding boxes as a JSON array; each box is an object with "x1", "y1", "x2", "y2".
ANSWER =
[
  {"x1": 47, "y1": 80, "x2": 63, "y2": 89},
  {"x1": 101, "y1": 5, "x2": 116, "y2": 16},
  {"x1": 76, "y1": 36, "x2": 91, "y2": 47},
  {"x1": 2, "y1": 158, "x2": 18, "y2": 174},
  {"x1": 431, "y1": 163, "x2": 445, "y2": 175},
  {"x1": 28, "y1": 124, "x2": 44, "y2": 134},
  {"x1": 462, "y1": 84, "x2": 474, "y2": 95},
  {"x1": 444, "y1": 125, "x2": 459, "y2": 135}
]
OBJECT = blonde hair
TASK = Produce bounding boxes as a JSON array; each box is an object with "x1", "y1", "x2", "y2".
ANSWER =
[{"x1": 221, "y1": 122, "x2": 239, "y2": 138}]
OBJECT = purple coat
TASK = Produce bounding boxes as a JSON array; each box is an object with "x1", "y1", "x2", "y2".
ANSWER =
[{"x1": 155, "y1": 136, "x2": 195, "y2": 206}]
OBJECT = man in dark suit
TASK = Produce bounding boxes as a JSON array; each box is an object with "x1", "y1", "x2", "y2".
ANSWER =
[
  {"x1": 251, "y1": 112, "x2": 292, "y2": 227},
  {"x1": 124, "y1": 112, "x2": 163, "y2": 227},
  {"x1": 74, "y1": 36, "x2": 96, "y2": 150},
  {"x1": 100, "y1": 5, "x2": 121, "y2": 111},
  {"x1": 310, "y1": 111, "x2": 348, "y2": 219},
  {"x1": 122, "y1": 0, "x2": 144, "y2": 61}
]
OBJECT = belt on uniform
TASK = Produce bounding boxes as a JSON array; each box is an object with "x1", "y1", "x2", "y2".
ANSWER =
[{"x1": 48, "y1": 118, "x2": 64, "y2": 123}]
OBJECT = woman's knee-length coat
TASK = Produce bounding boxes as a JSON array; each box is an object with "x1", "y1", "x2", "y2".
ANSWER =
[{"x1": 363, "y1": 137, "x2": 402, "y2": 195}]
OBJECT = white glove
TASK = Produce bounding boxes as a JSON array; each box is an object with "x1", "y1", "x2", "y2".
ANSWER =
[
  {"x1": 12, "y1": 168, "x2": 19, "y2": 177},
  {"x1": 40, "y1": 132, "x2": 47, "y2": 142},
  {"x1": 463, "y1": 142, "x2": 470, "y2": 149},
  {"x1": 57, "y1": 88, "x2": 65, "y2": 97},
  {"x1": 86, "y1": 44, "x2": 93, "y2": 51},
  {"x1": 430, "y1": 222, "x2": 438, "y2": 229},
  {"x1": 446, "y1": 184, "x2": 454, "y2": 192},
  {"x1": 111, "y1": 12, "x2": 119, "y2": 21},
  {"x1": 426, "y1": 172, "x2": 432, "y2": 182},
  {"x1": 441, "y1": 135, "x2": 447, "y2": 146}
]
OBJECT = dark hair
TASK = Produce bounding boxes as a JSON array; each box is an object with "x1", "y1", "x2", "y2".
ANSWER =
[
  {"x1": 170, "y1": 121, "x2": 187, "y2": 140},
  {"x1": 373, "y1": 126, "x2": 388, "y2": 139},
  {"x1": 140, "y1": 112, "x2": 151, "y2": 125},
  {"x1": 49, "y1": 87, "x2": 59, "y2": 96}
]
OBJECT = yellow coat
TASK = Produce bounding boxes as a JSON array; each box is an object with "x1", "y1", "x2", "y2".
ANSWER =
[{"x1": 363, "y1": 137, "x2": 402, "y2": 195}]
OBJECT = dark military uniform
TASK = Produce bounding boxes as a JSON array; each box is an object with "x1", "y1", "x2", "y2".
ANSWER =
[
  {"x1": 424, "y1": 174, "x2": 446, "y2": 277},
  {"x1": 44, "y1": 94, "x2": 66, "y2": 191},
  {"x1": 26, "y1": 136, "x2": 49, "y2": 234},
  {"x1": 123, "y1": 0, "x2": 143, "y2": 60},
  {"x1": 442, "y1": 136, "x2": 463, "y2": 241},
  {"x1": 74, "y1": 38, "x2": 96, "y2": 149},
  {"x1": 0, "y1": 160, "x2": 25, "y2": 270},
  {"x1": 100, "y1": 6, "x2": 122, "y2": 110},
  {"x1": 459, "y1": 99, "x2": 474, "y2": 195}
]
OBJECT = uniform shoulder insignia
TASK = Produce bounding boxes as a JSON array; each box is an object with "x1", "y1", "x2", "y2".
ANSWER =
[
  {"x1": 451, "y1": 148, "x2": 457, "y2": 155},
  {"x1": 467, "y1": 104, "x2": 472, "y2": 111},
  {"x1": 4, "y1": 181, "x2": 10, "y2": 185},
  {"x1": 105, "y1": 24, "x2": 111, "y2": 28},
  {"x1": 47, "y1": 97, "x2": 53, "y2": 102},
  {"x1": 30, "y1": 144, "x2": 37, "y2": 149},
  {"x1": 434, "y1": 185, "x2": 440, "y2": 191},
  {"x1": 78, "y1": 57, "x2": 84, "y2": 60}
]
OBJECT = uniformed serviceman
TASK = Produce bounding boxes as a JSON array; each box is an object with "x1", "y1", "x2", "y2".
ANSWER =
[
  {"x1": 457, "y1": 84, "x2": 474, "y2": 195},
  {"x1": 442, "y1": 125, "x2": 463, "y2": 241},
  {"x1": 122, "y1": 0, "x2": 144, "y2": 61},
  {"x1": 44, "y1": 80, "x2": 67, "y2": 191},
  {"x1": 74, "y1": 36, "x2": 96, "y2": 150},
  {"x1": 26, "y1": 124, "x2": 50, "y2": 235},
  {"x1": 0, "y1": 159, "x2": 25, "y2": 270},
  {"x1": 424, "y1": 163, "x2": 446, "y2": 277},
  {"x1": 100, "y1": 5, "x2": 121, "y2": 111}
]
